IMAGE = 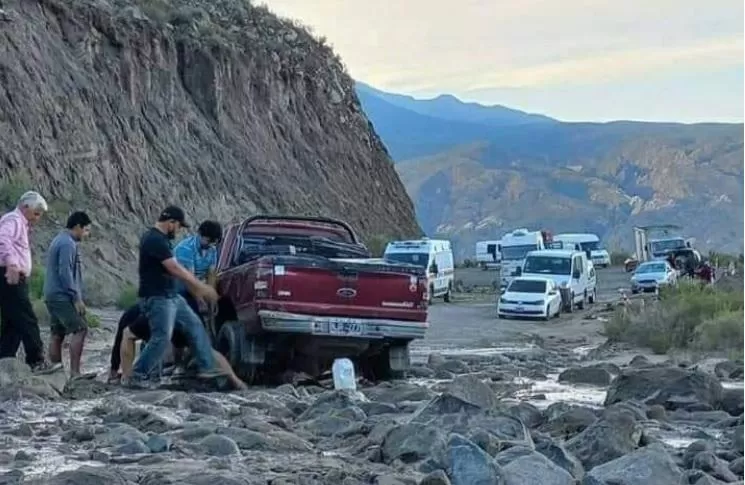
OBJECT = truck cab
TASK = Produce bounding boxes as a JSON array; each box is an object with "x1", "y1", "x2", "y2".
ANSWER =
[
  {"x1": 520, "y1": 249, "x2": 595, "y2": 311},
  {"x1": 212, "y1": 215, "x2": 429, "y2": 383},
  {"x1": 384, "y1": 239, "x2": 455, "y2": 303}
]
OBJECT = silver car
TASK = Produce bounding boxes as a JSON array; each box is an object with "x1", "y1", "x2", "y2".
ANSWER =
[{"x1": 630, "y1": 260, "x2": 677, "y2": 293}]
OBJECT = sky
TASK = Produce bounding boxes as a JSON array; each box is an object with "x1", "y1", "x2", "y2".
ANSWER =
[{"x1": 260, "y1": 0, "x2": 744, "y2": 123}]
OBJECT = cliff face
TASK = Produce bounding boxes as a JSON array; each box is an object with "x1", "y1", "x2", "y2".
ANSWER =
[{"x1": 0, "y1": 0, "x2": 420, "y2": 303}]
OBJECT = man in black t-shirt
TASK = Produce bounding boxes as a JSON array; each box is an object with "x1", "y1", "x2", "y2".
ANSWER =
[{"x1": 128, "y1": 206, "x2": 222, "y2": 389}]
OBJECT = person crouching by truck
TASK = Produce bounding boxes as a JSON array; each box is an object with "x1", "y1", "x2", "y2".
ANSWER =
[
  {"x1": 108, "y1": 305, "x2": 247, "y2": 390},
  {"x1": 173, "y1": 220, "x2": 222, "y2": 319},
  {"x1": 43, "y1": 211, "x2": 93, "y2": 378}
]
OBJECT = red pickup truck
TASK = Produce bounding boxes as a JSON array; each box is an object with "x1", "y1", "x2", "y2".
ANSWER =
[{"x1": 210, "y1": 215, "x2": 429, "y2": 384}]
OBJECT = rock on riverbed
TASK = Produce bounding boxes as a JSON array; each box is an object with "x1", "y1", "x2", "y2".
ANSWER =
[{"x1": 0, "y1": 350, "x2": 742, "y2": 485}]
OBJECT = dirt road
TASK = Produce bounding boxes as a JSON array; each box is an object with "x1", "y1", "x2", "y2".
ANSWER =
[{"x1": 411, "y1": 266, "x2": 631, "y2": 357}]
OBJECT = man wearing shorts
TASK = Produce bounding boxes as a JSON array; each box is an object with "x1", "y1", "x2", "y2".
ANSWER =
[
  {"x1": 109, "y1": 305, "x2": 247, "y2": 390},
  {"x1": 43, "y1": 211, "x2": 92, "y2": 377}
]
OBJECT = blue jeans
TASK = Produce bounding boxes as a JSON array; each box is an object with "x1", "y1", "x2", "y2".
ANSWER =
[{"x1": 132, "y1": 295, "x2": 214, "y2": 380}]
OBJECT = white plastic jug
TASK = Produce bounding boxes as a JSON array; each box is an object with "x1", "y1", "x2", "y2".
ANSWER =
[{"x1": 332, "y1": 358, "x2": 357, "y2": 391}]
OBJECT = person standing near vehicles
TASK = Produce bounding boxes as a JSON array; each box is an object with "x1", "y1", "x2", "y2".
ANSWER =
[
  {"x1": 127, "y1": 206, "x2": 223, "y2": 389},
  {"x1": 0, "y1": 191, "x2": 59, "y2": 373},
  {"x1": 173, "y1": 220, "x2": 222, "y2": 319},
  {"x1": 43, "y1": 211, "x2": 92, "y2": 378}
]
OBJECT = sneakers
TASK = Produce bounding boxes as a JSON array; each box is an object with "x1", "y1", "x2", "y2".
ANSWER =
[{"x1": 31, "y1": 361, "x2": 63, "y2": 374}]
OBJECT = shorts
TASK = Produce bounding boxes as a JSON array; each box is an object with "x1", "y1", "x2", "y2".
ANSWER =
[{"x1": 45, "y1": 299, "x2": 87, "y2": 337}]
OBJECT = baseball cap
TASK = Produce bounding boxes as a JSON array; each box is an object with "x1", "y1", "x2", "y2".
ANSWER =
[{"x1": 158, "y1": 205, "x2": 190, "y2": 228}]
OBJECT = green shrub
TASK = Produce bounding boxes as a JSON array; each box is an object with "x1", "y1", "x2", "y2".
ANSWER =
[
  {"x1": 116, "y1": 284, "x2": 138, "y2": 310},
  {"x1": 365, "y1": 234, "x2": 390, "y2": 258},
  {"x1": 605, "y1": 280, "x2": 743, "y2": 355},
  {"x1": 28, "y1": 265, "x2": 45, "y2": 300},
  {"x1": 31, "y1": 299, "x2": 49, "y2": 326},
  {"x1": 85, "y1": 312, "x2": 101, "y2": 329}
]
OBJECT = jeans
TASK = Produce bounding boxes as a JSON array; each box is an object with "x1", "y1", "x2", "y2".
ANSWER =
[
  {"x1": 0, "y1": 268, "x2": 45, "y2": 366},
  {"x1": 132, "y1": 295, "x2": 214, "y2": 380}
]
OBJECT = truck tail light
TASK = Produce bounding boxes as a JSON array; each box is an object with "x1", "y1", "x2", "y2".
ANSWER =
[
  {"x1": 254, "y1": 261, "x2": 274, "y2": 298},
  {"x1": 418, "y1": 276, "x2": 429, "y2": 309}
]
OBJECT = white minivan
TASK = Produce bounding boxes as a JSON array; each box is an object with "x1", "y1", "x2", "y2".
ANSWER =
[
  {"x1": 554, "y1": 233, "x2": 611, "y2": 268},
  {"x1": 384, "y1": 239, "x2": 455, "y2": 303},
  {"x1": 519, "y1": 249, "x2": 596, "y2": 311}
]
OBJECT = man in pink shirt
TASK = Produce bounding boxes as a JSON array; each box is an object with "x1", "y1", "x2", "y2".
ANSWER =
[{"x1": 0, "y1": 191, "x2": 60, "y2": 373}]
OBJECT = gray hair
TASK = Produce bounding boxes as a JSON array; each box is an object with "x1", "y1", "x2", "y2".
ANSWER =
[{"x1": 17, "y1": 191, "x2": 48, "y2": 212}]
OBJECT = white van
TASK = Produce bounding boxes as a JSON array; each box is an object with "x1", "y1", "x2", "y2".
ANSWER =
[
  {"x1": 519, "y1": 249, "x2": 595, "y2": 311},
  {"x1": 475, "y1": 240, "x2": 501, "y2": 270},
  {"x1": 553, "y1": 233, "x2": 611, "y2": 268},
  {"x1": 384, "y1": 239, "x2": 455, "y2": 303}
]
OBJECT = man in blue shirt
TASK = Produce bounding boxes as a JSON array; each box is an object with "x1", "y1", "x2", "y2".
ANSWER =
[
  {"x1": 43, "y1": 211, "x2": 92, "y2": 377},
  {"x1": 173, "y1": 220, "x2": 222, "y2": 319}
]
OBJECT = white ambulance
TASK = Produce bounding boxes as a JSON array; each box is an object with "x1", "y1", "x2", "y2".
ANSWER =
[{"x1": 384, "y1": 239, "x2": 455, "y2": 303}]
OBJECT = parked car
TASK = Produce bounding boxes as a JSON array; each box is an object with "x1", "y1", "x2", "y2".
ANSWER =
[
  {"x1": 210, "y1": 215, "x2": 430, "y2": 384},
  {"x1": 497, "y1": 276, "x2": 561, "y2": 321},
  {"x1": 630, "y1": 260, "x2": 677, "y2": 293}
]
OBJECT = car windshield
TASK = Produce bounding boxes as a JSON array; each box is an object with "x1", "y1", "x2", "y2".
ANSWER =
[
  {"x1": 523, "y1": 256, "x2": 571, "y2": 275},
  {"x1": 508, "y1": 279, "x2": 546, "y2": 293},
  {"x1": 636, "y1": 263, "x2": 667, "y2": 274},
  {"x1": 384, "y1": 252, "x2": 429, "y2": 267},
  {"x1": 579, "y1": 241, "x2": 600, "y2": 251},
  {"x1": 501, "y1": 244, "x2": 538, "y2": 261},
  {"x1": 650, "y1": 239, "x2": 685, "y2": 254}
]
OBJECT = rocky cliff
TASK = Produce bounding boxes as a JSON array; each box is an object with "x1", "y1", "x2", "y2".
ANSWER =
[{"x1": 0, "y1": 0, "x2": 420, "y2": 303}]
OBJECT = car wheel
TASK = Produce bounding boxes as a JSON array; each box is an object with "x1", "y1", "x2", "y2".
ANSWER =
[
  {"x1": 588, "y1": 288, "x2": 596, "y2": 304},
  {"x1": 443, "y1": 284, "x2": 452, "y2": 303},
  {"x1": 631, "y1": 288, "x2": 639, "y2": 294},
  {"x1": 542, "y1": 305, "x2": 550, "y2": 321},
  {"x1": 577, "y1": 291, "x2": 586, "y2": 310}
]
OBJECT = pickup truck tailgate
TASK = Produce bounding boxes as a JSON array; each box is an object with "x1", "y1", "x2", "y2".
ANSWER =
[{"x1": 263, "y1": 256, "x2": 427, "y2": 321}]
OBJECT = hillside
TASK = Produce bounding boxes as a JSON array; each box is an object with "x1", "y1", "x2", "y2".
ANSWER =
[
  {"x1": 358, "y1": 85, "x2": 744, "y2": 258},
  {"x1": 1, "y1": 0, "x2": 421, "y2": 304}
]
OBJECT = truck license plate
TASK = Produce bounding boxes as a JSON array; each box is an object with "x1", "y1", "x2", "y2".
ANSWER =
[{"x1": 328, "y1": 320, "x2": 363, "y2": 336}]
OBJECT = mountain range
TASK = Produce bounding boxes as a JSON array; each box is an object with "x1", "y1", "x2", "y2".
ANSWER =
[{"x1": 355, "y1": 82, "x2": 744, "y2": 258}]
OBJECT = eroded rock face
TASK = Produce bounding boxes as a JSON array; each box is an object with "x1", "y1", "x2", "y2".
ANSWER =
[{"x1": 2, "y1": 0, "x2": 420, "y2": 303}]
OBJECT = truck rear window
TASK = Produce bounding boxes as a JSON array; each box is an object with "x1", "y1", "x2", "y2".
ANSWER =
[{"x1": 235, "y1": 233, "x2": 370, "y2": 266}]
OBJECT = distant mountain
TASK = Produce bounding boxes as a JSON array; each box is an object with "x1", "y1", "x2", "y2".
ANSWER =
[
  {"x1": 355, "y1": 83, "x2": 744, "y2": 257},
  {"x1": 356, "y1": 82, "x2": 555, "y2": 127}
]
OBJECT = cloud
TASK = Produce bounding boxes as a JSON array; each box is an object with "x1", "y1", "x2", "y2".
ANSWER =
[{"x1": 261, "y1": 0, "x2": 743, "y2": 119}]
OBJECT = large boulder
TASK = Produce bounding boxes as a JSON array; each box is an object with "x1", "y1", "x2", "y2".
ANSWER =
[
  {"x1": 446, "y1": 433, "x2": 505, "y2": 485},
  {"x1": 502, "y1": 452, "x2": 575, "y2": 485},
  {"x1": 582, "y1": 444, "x2": 683, "y2": 485},
  {"x1": 445, "y1": 375, "x2": 500, "y2": 409},
  {"x1": 558, "y1": 366, "x2": 612, "y2": 386},
  {"x1": 604, "y1": 367, "x2": 723, "y2": 411},
  {"x1": 566, "y1": 411, "x2": 642, "y2": 470},
  {"x1": 0, "y1": 358, "x2": 67, "y2": 399},
  {"x1": 381, "y1": 423, "x2": 447, "y2": 464}
]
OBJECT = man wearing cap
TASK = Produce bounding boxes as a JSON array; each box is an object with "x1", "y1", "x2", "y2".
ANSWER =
[{"x1": 127, "y1": 205, "x2": 222, "y2": 388}]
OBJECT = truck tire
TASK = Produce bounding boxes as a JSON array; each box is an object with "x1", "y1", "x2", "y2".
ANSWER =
[
  {"x1": 577, "y1": 291, "x2": 586, "y2": 310},
  {"x1": 428, "y1": 285, "x2": 435, "y2": 305},
  {"x1": 217, "y1": 321, "x2": 260, "y2": 385},
  {"x1": 363, "y1": 343, "x2": 409, "y2": 381},
  {"x1": 588, "y1": 288, "x2": 597, "y2": 304},
  {"x1": 443, "y1": 283, "x2": 452, "y2": 303}
]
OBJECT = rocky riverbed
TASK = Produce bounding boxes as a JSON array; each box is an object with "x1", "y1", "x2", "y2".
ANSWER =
[{"x1": 0, "y1": 318, "x2": 742, "y2": 485}]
